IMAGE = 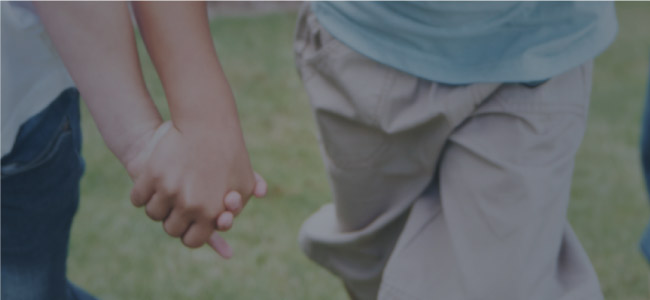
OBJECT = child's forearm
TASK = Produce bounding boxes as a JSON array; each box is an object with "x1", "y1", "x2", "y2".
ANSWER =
[
  {"x1": 131, "y1": 2, "x2": 242, "y2": 135},
  {"x1": 131, "y1": 1, "x2": 257, "y2": 214},
  {"x1": 34, "y1": 2, "x2": 260, "y2": 256},
  {"x1": 34, "y1": 2, "x2": 163, "y2": 168}
]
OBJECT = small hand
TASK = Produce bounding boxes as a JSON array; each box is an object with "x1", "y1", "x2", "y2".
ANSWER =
[{"x1": 127, "y1": 121, "x2": 258, "y2": 253}]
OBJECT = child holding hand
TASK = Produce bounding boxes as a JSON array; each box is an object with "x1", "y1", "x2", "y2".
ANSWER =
[{"x1": 2, "y1": 2, "x2": 264, "y2": 299}]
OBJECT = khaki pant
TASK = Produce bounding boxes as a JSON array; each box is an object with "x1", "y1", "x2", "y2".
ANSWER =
[{"x1": 294, "y1": 5, "x2": 603, "y2": 300}]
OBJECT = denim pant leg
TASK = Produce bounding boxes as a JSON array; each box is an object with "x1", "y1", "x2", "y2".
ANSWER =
[
  {"x1": 1, "y1": 88, "x2": 96, "y2": 300},
  {"x1": 640, "y1": 62, "x2": 650, "y2": 263}
]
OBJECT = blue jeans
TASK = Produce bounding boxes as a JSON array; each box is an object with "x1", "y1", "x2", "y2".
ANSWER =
[
  {"x1": 1, "y1": 88, "x2": 96, "y2": 299},
  {"x1": 640, "y1": 63, "x2": 650, "y2": 262}
]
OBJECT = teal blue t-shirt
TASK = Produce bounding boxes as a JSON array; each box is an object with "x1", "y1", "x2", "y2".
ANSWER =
[{"x1": 312, "y1": 2, "x2": 618, "y2": 84}]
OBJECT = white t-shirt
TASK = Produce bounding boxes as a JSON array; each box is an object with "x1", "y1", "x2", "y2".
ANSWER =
[{"x1": 1, "y1": 2, "x2": 74, "y2": 157}]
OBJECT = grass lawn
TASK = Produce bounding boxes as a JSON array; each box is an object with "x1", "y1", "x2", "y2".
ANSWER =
[{"x1": 68, "y1": 3, "x2": 650, "y2": 299}]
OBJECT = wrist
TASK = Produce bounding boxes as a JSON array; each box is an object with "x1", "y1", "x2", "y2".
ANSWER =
[
  {"x1": 166, "y1": 77, "x2": 241, "y2": 136},
  {"x1": 173, "y1": 109, "x2": 245, "y2": 147},
  {"x1": 172, "y1": 104, "x2": 240, "y2": 135},
  {"x1": 119, "y1": 119, "x2": 166, "y2": 178}
]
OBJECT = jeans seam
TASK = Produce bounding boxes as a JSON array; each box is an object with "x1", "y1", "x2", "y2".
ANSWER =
[{"x1": 2, "y1": 116, "x2": 73, "y2": 178}]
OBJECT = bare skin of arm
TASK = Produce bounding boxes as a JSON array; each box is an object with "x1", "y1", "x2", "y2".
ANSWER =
[
  {"x1": 34, "y1": 2, "x2": 161, "y2": 166},
  {"x1": 34, "y1": 2, "x2": 266, "y2": 258},
  {"x1": 130, "y1": 1, "x2": 264, "y2": 248}
]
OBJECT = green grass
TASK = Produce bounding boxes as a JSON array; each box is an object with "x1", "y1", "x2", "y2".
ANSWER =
[
  {"x1": 68, "y1": 3, "x2": 650, "y2": 299},
  {"x1": 570, "y1": 3, "x2": 650, "y2": 299}
]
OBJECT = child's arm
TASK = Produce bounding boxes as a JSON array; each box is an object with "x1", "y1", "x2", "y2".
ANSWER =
[
  {"x1": 33, "y1": 2, "x2": 263, "y2": 257},
  {"x1": 129, "y1": 1, "x2": 260, "y2": 249},
  {"x1": 33, "y1": 2, "x2": 161, "y2": 168}
]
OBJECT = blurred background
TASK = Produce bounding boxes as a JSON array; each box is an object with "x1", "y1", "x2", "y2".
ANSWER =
[{"x1": 68, "y1": 2, "x2": 650, "y2": 299}]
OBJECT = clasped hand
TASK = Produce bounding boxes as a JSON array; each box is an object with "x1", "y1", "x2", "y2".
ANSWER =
[{"x1": 126, "y1": 121, "x2": 266, "y2": 258}]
